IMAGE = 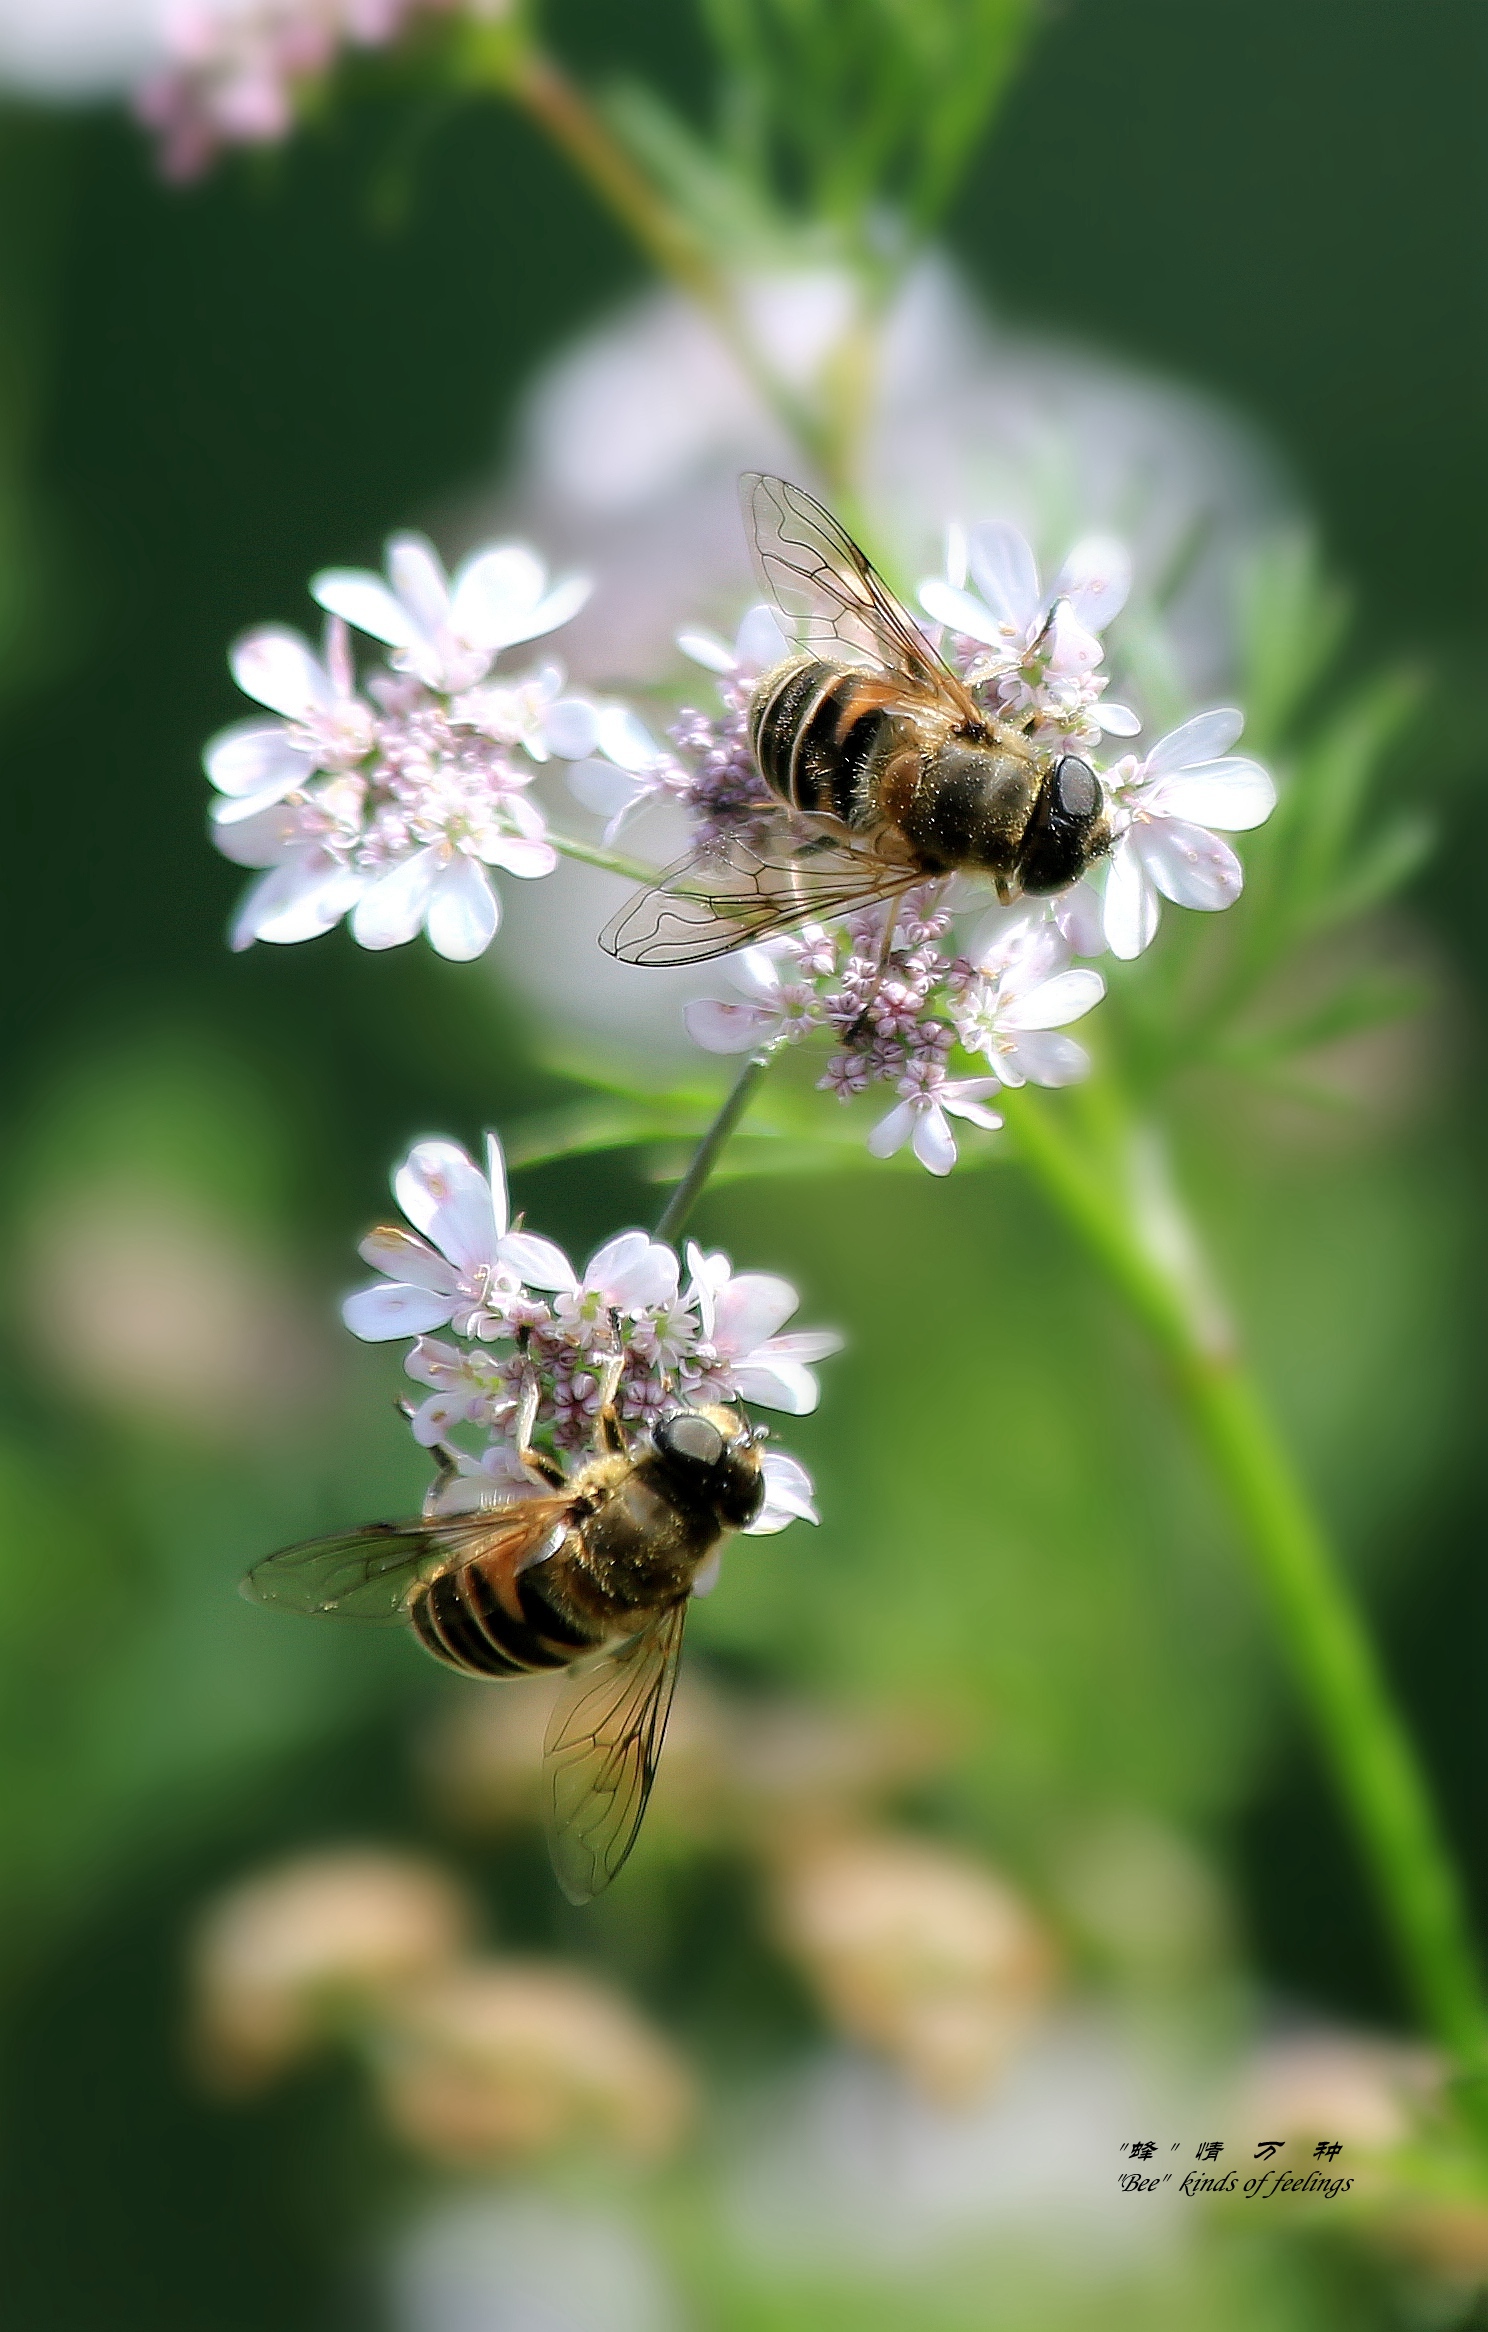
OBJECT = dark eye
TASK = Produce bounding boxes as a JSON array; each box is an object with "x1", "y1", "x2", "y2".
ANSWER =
[
  {"x1": 1053, "y1": 757, "x2": 1098, "y2": 818},
  {"x1": 655, "y1": 1412, "x2": 725, "y2": 1474}
]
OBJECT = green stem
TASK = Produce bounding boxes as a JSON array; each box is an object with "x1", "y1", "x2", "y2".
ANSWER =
[
  {"x1": 1001, "y1": 1084, "x2": 1488, "y2": 2117},
  {"x1": 547, "y1": 829, "x2": 661, "y2": 888},
  {"x1": 654, "y1": 1047, "x2": 779, "y2": 1245}
]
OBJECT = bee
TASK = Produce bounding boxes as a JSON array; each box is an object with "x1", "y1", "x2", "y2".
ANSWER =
[
  {"x1": 242, "y1": 1402, "x2": 765, "y2": 1903},
  {"x1": 602, "y1": 472, "x2": 1111, "y2": 967}
]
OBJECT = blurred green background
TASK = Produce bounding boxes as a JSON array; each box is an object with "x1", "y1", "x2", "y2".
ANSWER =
[{"x1": 0, "y1": 1, "x2": 1484, "y2": 2324}]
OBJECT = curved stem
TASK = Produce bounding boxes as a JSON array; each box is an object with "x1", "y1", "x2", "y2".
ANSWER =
[
  {"x1": 547, "y1": 828, "x2": 661, "y2": 888},
  {"x1": 1001, "y1": 1084, "x2": 1488, "y2": 2120},
  {"x1": 654, "y1": 1047, "x2": 780, "y2": 1245}
]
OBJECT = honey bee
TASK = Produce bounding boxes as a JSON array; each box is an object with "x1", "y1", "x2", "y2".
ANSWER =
[
  {"x1": 603, "y1": 472, "x2": 1111, "y2": 967},
  {"x1": 242, "y1": 1403, "x2": 765, "y2": 1903}
]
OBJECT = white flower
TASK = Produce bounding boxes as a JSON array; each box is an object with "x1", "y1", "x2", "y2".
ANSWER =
[
  {"x1": 867, "y1": 1065, "x2": 1003, "y2": 1177},
  {"x1": 676, "y1": 603, "x2": 790, "y2": 681},
  {"x1": 312, "y1": 533, "x2": 591, "y2": 695},
  {"x1": 450, "y1": 663, "x2": 600, "y2": 764},
  {"x1": 547, "y1": 1233, "x2": 683, "y2": 1344},
  {"x1": 684, "y1": 1245, "x2": 843, "y2": 1415},
  {"x1": 1101, "y1": 708, "x2": 1277, "y2": 961},
  {"x1": 424, "y1": 1441, "x2": 554, "y2": 1519},
  {"x1": 206, "y1": 616, "x2": 374, "y2": 828},
  {"x1": 919, "y1": 524, "x2": 1138, "y2": 744},
  {"x1": 958, "y1": 920, "x2": 1106, "y2": 1087},
  {"x1": 342, "y1": 1134, "x2": 573, "y2": 1344},
  {"x1": 566, "y1": 705, "x2": 684, "y2": 844},
  {"x1": 402, "y1": 1336, "x2": 511, "y2": 1448},
  {"x1": 683, "y1": 942, "x2": 821, "y2": 1055}
]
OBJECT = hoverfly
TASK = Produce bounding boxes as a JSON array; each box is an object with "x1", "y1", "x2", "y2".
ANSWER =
[
  {"x1": 242, "y1": 1401, "x2": 765, "y2": 1903},
  {"x1": 602, "y1": 472, "x2": 1111, "y2": 967}
]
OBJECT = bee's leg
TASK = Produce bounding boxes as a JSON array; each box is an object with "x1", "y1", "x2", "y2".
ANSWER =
[
  {"x1": 511, "y1": 1371, "x2": 566, "y2": 1489},
  {"x1": 593, "y1": 1342, "x2": 629, "y2": 1457}
]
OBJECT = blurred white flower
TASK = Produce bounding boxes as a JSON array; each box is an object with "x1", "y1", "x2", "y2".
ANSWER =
[
  {"x1": 750, "y1": 1447, "x2": 820, "y2": 1535},
  {"x1": 313, "y1": 533, "x2": 591, "y2": 696},
  {"x1": 0, "y1": 0, "x2": 162, "y2": 99},
  {"x1": 388, "y1": 2192, "x2": 687, "y2": 2332},
  {"x1": 920, "y1": 522, "x2": 1138, "y2": 751},
  {"x1": 206, "y1": 617, "x2": 373, "y2": 829},
  {"x1": 1102, "y1": 708, "x2": 1277, "y2": 960}
]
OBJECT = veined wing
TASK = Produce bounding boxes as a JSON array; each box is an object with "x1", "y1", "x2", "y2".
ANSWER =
[
  {"x1": 544, "y1": 1602, "x2": 688, "y2": 1904},
  {"x1": 741, "y1": 472, "x2": 981, "y2": 727},
  {"x1": 600, "y1": 816, "x2": 927, "y2": 966},
  {"x1": 241, "y1": 1500, "x2": 573, "y2": 1623}
]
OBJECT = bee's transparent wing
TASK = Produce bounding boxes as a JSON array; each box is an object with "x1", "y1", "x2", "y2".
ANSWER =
[
  {"x1": 600, "y1": 815, "x2": 927, "y2": 966},
  {"x1": 241, "y1": 1503, "x2": 571, "y2": 1623},
  {"x1": 544, "y1": 1601, "x2": 688, "y2": 1903},
  {"x1": 741, "y1": 471, "x2": 980, "y2": 722}
]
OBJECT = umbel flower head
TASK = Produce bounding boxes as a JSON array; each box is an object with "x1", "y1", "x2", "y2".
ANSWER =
[
  {"x1": 564, "y1": 510, "x2": 1275, "y2": 1176},
  {"x1": 207, "y1": 532, "x2": 597, "y2": 961},
  {"x1": 343, "y1": 1130, "x2": 836, "y2": 1545}
]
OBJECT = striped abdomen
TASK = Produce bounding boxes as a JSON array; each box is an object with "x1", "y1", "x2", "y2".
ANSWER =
[
  {"x1": 409, "y1": 1536, "x2": 603, "y2": 1679},
  {"x1": 749, "y1": 659, "x2": 914, "y2": 828}
]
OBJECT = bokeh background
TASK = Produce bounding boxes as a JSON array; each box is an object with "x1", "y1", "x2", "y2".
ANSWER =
[{"x1": 0, "y1": 2, "x2": 1484, "y2": 2325}]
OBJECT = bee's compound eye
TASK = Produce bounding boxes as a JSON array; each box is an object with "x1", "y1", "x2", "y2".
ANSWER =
[
  {"x1": 1053, "y1": 756, "x2": 1098, "y2": 818},
  {"x1": 656, "y1": 1412, "x2": 725, "y2": 1473}
]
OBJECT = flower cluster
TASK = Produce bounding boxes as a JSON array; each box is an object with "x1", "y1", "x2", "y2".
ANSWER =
[
  {"x1": 209, "y1": 533, "x2": 596, "y2": 960},
  {"x1": 686, "y1": 895, "x2": 1106, "y2": 1175},
  {"x1": 342, "y1": 1130, "x2": 836, "y2": 1543},
  {"x1": 135, "y1": 0, "x2": 467, "y2": 180}
]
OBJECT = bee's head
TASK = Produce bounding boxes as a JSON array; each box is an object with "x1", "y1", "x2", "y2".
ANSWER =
[
  {"x1": 653, "y1": 1405, "x2": 765, "y2": 1529},
  {"x1": 1018, "y1": 755, "x2": 1110, "y2": 894}
]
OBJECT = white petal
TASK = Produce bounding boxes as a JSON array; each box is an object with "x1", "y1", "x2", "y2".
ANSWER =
[
  {"x1": 917, "y1": 576, "x2": 1005, "y2": 646},
  {"x1": 341, "y1": 1281, "x2": 455, "y2": 1340},
  {"x1": 541, "y1": 698, "x2": 599, "y2": 759},
  {"x1": 569, "y1": 761, "x2": 651, "y2": 821},
  {"x1": 498, "y1": 572, "x2": 590, "y2": 649},
  {"x1": 1096, "y1": 701, "x2": 1142, "y2": 737},
  {"x1": 1000, "y1": 967, "x2": 1106, "y2": 1030},
  {"x1": 734, "y1": 604, "x2": 789, "y2": 671},
  {"x1": 351, "y1": 846, "x2": 445, "y2": 951},
  {"x1": 1142, "y1": 707, "x2": 1245, "y2": 775},
  {"x1": 729, "y1": 947, "x2": 785, "y2": 1001},
  {"x1": 212, "y1": 799, "x2": 305, "y2": 866},
  {"x1": 230, "y1": 626, "x2": 332, "y2": 720},
  {"x1": 485, "y1": 1131, "x2": 510, "y2": 1237},
  {"x1": 866, "y1": 1099, "x2": 915, "y2": 1159},
  {"x1": 386, "y1": 534, "x2": 451, "y2": 636},
  {"x1": 744, "y1": 1448, "x2": 819, "y2": 1533},
  {"x1": 1000, "y1": 1030, "x2": 1090, "y2": 1086},
  {"x1": 755, "y1": 1329, "x2": 843, "y2": 1364},
  {"x1": 478, "y1": 835, "x2": 555, "y2": 880},
  {"x1": 676, "y1": 627, "x2": 734, "y2": 673},
  {"x1": 691, "y1": 1548, "x2": 724, "y2": 1595},
  {"x1": 713, "y1": 1273, "x2": 798, "y2": 1356},
  {"x1": 311, "y1": 569, "x2": 418, "y2": 649},
  {"x1": 596, "y1": 703, "x2": 666, "y2": 772},
  {"x1": 585, "y1": 1232, "x2": 678, "y2": 1310},
  {"x1": 359, "y1": 1227, "x2": 459, "y2": 1294},
  {"x1": 205, "y1": 719, "x2": 314, "y2": 798},
  {"x1": 394, "y1": 1139, "x2": 499, "y2": 1272},
  {"x1": 229, "y1": 850, "x2": 362, "y2": 950},
  {"x1": 1044, "y1": 601, "x2": 1103, "y2": 679},
  {"x1": 426, "y1": 857, "x2": 499, "y2": 960},
  {"x1": 940, "y1": 1093, "x2": 1003, "y2": 1131},
  {"x1": 1102, "y1": 841, "x2": 1161, "y2": 960},
  {"x1": 498, "y1": 1233, "x2": 576, "y2": 1291},
  {"x1": 1143, "y1": 759, "x2": 1276, "y2": 831},
  {"x1": 1053, "y1": 534, "x2": 1131, "y2": 633},
  {"x1": 729, "y1": 1357, "x2": 820, "y2": 1414},
  {"x1": 967, "y1": 521, "x2": 1041, "y2": 630},
  {"x1": 1053, "y1": 878, "x2": 1108, "y2": 959},
  {"x1": 449, "y1": 543, "x2": 545, "y2": 645},
  {"x1": 1135, "y1": 818, "x2": 1244, "y2": 911},
  {"x1": 684, "y1": 998, "x2": 780, "y2": 1053},
  {"x1": 911, "y1": 1105, "x2": 958, "y2": 1175}
]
